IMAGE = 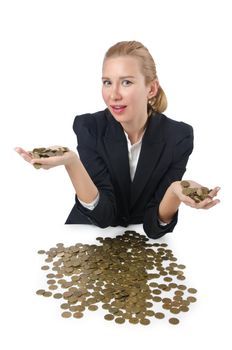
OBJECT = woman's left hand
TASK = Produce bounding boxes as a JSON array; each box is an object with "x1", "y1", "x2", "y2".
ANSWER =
[{"x1": 171, "y1": 180, "x2": 221, "y2": 209}]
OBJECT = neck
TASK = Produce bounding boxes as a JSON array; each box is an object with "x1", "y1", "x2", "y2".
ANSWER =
[{"x1": 122, "y1": 118, "x2": 148, "y2": 145}]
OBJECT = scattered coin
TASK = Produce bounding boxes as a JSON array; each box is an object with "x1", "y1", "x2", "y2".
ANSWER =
[
  {"x1": 155, "y1": 312, "x2": 165, "y2": 319},
  {"x1": 88, "y1": 305, "x2": 98, "y2": 311},
  {"x1": 188, "y1": 288, "x2": 197, "y2": 294},
  {"x1": 129, "y1": 317, "x2": 139, "y2": 324},
  {"x1": 61, "y1": 311, "x2": 72, "y2": 318},
  {"x1": 169, "y1": 317, "x2": 180, "y2": 325},
  {"x1": 48, "y1": 285, "x2": 58, "y2": 290},
  {"x1": 104, "y1": 314, "x2": 114, "y2": 321},
  {"x1": 73, "y1": 312, "x2": 84, "y2": 319},
  {"x1": 115, "y1": 317, "x2": 125, "y2": 324},
  {"x1": 36, "y1": 289, "x2": 45, "y2": 295},
  {"x1": 53, "y1": 293, "x2": 63, "y2": 299},
  {"x1": 36, "y1": 230, "x2": 197, "y2": 326},
  {"x1": 140, "y1": 318, "x2": 150, "y2": 325}
]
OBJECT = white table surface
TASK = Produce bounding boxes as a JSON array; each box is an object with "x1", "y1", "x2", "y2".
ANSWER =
[{"x1": 1, "y1": 215, "x2": 231, "y2": 350}]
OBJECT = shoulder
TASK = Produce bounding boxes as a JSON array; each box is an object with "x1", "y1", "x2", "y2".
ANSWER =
[
  {"x1": 73, "y1": 109, "x2": 108, "y2": 134},
  {"x1": 151, "y1": 112, "x2": 193, "y2": 143}
]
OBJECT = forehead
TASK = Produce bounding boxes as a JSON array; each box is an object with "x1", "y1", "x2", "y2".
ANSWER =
[{"x1": 102, "y1": 56, "x2": 143, "y2": 78}]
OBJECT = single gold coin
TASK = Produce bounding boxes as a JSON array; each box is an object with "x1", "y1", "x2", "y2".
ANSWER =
[
  {"x1": 187, "y1": 296, "x2": 197, "y2": 303},
  {"x1": 88, "y1": 305, "x2": 98, "y2": 311},
  {"x1": 153, "y1": 296, "x2": 162, "y2": 302},
  {"x1": 129, "y1": 317, "x2": 139, "y2": 324},
  {"x1": 140, "y1": 318, "x2": 150, "y2": 325},
  {"x1": 188, "y1": 288, "x2": 197, "y2": 294},
  {"x1": 169, "y1": 317, "x2": 180, "y2": 325},
  {"x1": 47, "y1": 279, "x2": 56, "y2": 285},
  {"x1": 73, "y1": 312, "x2": 84, "y2": 318},
  {"x1": 48, "y1": 285, "x2": 58, "y2": 290},
  {"x1": 36, "y1": 289, "x2": 45, "y2": 295},
  {"x1": 104, "y1": 314, "x2": 114, "y2": 321},
  {"x1": 53, "y1": 293, "x2": 63, "y2": 299},
  {"x1": 181, "y1": 180, "x2": 190, "y2": 188},
  {"x1": 115, "y1": 317, "x2": 125, "y2": 324},
  {"x1": 146, "y1": 310, "x2": 155, "y2": 317},
  {"x1": 61, "y1": 311, "x2": 72, "y2": 318},
  {"x1": 170, "y1": 308, "x2": 180, "y2": 314},
  {"x1": 37, "y1": 250, "x2": 45, "y2": 254},
  {"x1": 179, "y1": 305, "x2": 189, "y2": 312},
  {"x1": 155, "y1": 312, "x2": 165, "y2": 319},
  {"x1": 43, "y1": 291, "x2": 52, "y2": 297}
]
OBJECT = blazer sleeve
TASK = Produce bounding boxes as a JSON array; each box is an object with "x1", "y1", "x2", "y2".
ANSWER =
[
  {"x1": 72, "y1": 114, "x2": 117, "y2": 228},
  {"x1": 143, "y1": 124, "x2": 194, "y2": 239}
]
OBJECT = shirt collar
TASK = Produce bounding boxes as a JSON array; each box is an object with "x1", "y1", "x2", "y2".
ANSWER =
[{"x1": 123, "y1": 128, "x2": 146, "y2": 147}]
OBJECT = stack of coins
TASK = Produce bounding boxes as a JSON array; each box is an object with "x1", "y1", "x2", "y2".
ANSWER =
[
  {"x1": 29, "y1": 146, "x2": 69, "y2": 169},
  {"x1": 36, "y1": 231, "x2": 197, "y2": 326},
  {"x1": 180, "y1": 180, "x2": 212, "y2": 203}
]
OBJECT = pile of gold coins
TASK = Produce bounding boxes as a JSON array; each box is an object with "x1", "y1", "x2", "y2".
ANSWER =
[
  {"x1": 29, "y1": 146, "x2": 69, "y2": 169},
  {"x1": 36, "y1": 231, "x2": 197, "y2": 326},
  {"x1": 181, "y1": 180, "x2": 212, "y2": 203}
]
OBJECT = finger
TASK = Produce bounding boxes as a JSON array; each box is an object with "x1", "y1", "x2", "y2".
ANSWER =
[
  {"x1": 15, "y1": 147, "x2": 33, "y2": 162},
  {"x1": 15, "y1": 147, "x2": 30, "y2": 156},
  {"x1": 208, "y1": 186, "x2": 221, "y2": 198},
  {"x1": 193, "y1": 197, "x2": 214, "y2": 209},
  {"x1": 181, "y1": 195, "x2": 196, "y2": 207},
  {"x1": 30, "y1": 157, "x2": 58, "y2": 165},
  {"x1": 201, "y1": 199, "x2": 220, "y2": 209}
]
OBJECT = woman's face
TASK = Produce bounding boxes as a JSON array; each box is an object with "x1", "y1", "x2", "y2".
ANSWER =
[{"x1": 102, "y1": 56, "x2": 157, "y2": 125}]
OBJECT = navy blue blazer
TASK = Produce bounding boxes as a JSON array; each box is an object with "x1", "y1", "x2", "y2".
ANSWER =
[{"x1": 65, "y1": 108, "x2": 194, "y2": 239}]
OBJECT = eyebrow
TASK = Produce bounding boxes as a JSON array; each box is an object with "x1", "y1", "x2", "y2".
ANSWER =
[{"x1": 101, "y1": 76, "x2": 136, "y2": 80}]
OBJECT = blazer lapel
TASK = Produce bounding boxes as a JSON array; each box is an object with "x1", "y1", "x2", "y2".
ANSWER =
[
  {"x1": 103, "y1": 110, "x2": 131, "y2": 209},
  {"x1": 130, "y1": 114, "x2": 166, "y2": 209}
]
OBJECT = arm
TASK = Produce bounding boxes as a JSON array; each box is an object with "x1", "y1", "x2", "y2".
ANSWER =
[
  {"x1": 70, "y1": 115, "x2": 117, "y2": 227},
  {"x1": 158, "y1": 184, "x2": 181, "y2": 223},
  {"x1": 65, "y1": 155, "x2": 99, "y2": 203},
  {"x1": 143, "y1": 127, "x2": 194, "y2": 239}
]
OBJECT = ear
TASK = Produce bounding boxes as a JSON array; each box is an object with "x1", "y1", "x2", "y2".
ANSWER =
[{"x1": 148, "y1": 79, "x2": 159, "y2": 99}]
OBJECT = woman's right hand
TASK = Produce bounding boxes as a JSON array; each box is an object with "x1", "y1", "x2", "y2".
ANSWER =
[
  {"x1": 14, "y1": 146, "x2": 78, "y2": 170},
  {"x1": 15, "y1": 147, "x2": 33, "y2": 163}
]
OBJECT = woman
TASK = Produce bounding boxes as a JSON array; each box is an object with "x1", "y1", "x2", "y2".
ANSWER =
[{"x1": 15, "y1": 40, "x2": 220, "y2": 239}]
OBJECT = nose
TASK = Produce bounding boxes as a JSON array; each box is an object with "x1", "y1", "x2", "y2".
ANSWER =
[{"x1": 110, "y1": 84, "x2": 122, "y2": 101}]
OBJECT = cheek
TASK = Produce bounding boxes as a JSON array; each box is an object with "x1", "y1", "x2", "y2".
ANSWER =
[{"x1": 102, "y1": 88, "x2": 108, "y2": 102}]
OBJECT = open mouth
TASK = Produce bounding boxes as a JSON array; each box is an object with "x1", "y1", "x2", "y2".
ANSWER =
[{"x1": 110, "y1": 105, "x2": 127, "y2": 113}]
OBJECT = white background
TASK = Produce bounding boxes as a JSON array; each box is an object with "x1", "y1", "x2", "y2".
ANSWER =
[{"x1": 0, "y1": 0, "x2": 231, "y2": 349}]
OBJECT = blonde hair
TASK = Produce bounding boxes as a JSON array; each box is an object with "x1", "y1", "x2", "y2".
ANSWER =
[{"x1": 103, "y1": 40, "x2": 167, "y2": 116}]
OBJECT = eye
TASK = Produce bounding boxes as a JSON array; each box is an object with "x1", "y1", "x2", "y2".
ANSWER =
[
  {"x1": 122, "y1": 80, "x2": 132, "y2": 86},
  {"x1": 102, "y1": 80, "x2": 111, "y2": 86}
]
